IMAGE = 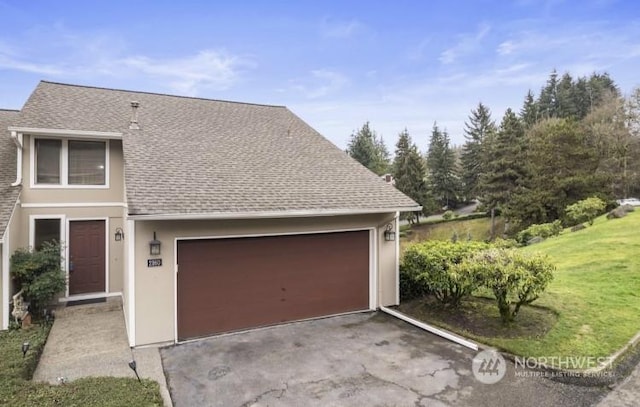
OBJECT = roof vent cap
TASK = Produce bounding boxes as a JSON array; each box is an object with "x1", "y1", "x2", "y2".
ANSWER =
[{"x1": 129, "y1": 101, "x2": 140, "y2": 130}]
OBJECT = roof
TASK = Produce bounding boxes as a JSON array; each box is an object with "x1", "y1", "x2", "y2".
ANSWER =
[
  {"x1": 16, "y1": 81, "x2": 419, "y2": 217},
  {"x1": 0, "y1": 109, "x2": 20, "y2": 239}
]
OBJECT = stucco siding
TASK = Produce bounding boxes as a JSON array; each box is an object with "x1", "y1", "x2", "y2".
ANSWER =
[
  {"x1": 2, "y1": 200, "x2": 22, "y2": 329},
  {"x1": 132, "y1": 213, "x2": 398, "y2": 346},
  {"x1": 14, "y1": 207, "x2": 124, "y2": 295},
  {"x1": 20, "y1": 135, "x2": 125, "y2": 204}
]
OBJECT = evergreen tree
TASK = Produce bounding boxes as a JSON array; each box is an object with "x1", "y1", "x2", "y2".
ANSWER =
[
  {"x1": 393, "y1": 129, "x2": 430, "y2": 223},
  {"x1": 538, "y1": 69, "x2": 559, "y2": 119},
  {"x1": 479, "y1": 109, "x2": 528, "y2": 235},
  {"x1": 460, "y1": 103, "x2": 496, "y2": 201},
  {"x1": 346, "y1": 122, "x2": 390, "y2": 175},
  {"x1": 520, "y1": 90, "x2": 539, "y2": 128},
  {"x1": 426, "y1": 123, "x2": 460, "y2": 209}
]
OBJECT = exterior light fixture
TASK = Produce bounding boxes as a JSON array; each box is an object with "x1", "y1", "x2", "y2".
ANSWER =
[
  {"x1": 22, "y1": 341, "x2": 30, "y2": 358},
  {"x1": 149, "y1": 232, "x2": 161, "y2": 255},
  {"x1": 128, "y1": 360, "x2": 141, "y2": 382},
  {"x1": 384, "y1": 223, "x2": 396, "y2": 242},
  {"x1": 114, "y1": 227, "x2": 124, "y2": 241}
]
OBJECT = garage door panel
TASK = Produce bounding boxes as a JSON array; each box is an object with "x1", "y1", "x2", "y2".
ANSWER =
[{"x1": 177, "y1": 230, "x2": 369, "y2": 340}]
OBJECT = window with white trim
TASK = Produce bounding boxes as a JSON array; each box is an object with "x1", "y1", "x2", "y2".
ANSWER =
[
  {"x1": 34, "y1": 218, "x2": 61, "y2": 250},
  {"x1": 34, "y1": 138, "x2": 107, "y2": 186}
]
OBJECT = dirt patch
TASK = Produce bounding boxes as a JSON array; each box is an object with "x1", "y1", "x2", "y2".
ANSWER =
[{"x1": 396, "y1": 296, "x2": 557, "y2": 339}]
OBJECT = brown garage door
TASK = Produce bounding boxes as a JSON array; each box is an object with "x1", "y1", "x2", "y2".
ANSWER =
[{"x1": 177, "y1": 230, "x2": 369, "y2": 340}]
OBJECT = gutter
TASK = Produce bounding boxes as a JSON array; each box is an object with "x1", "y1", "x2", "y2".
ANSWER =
[
  {"x1": 380, "y1": 306, "x2": 479, "y2": 351},
  {"x1": 127, "y1": 206, "x2": 423, "y2": 221},
  {"x1": 10, "y1": 131, "x2": 22, "y2": 187}
]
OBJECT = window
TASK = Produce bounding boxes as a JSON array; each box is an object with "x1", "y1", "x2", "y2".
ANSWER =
[
  {"x1": 68, "y1": 141, "x2": 106, "y2": 185},
  {"x1": 33, "y1": 138, "x2": 107, "y2": 187},
  {"x1": 34, "y1": 219, "x2": 61, "y2": 250},
  {"x1": 35, "y1": 139, "x2": 61, "y2": 184}
]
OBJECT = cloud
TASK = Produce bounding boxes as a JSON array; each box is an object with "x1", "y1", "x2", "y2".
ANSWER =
[
  {"x1": 0, "y1": 26, "x2": 253, "y2": 96},
  {"x1": 320, "y1": 18, "x2": 364, "y2": 39},
  {"x1": 439, "y1": 23, "x2": 491, "y2": 64},
  {"x1": 120, "y1": 50, "x2": 252, "y2": 95},
  {"x1": 292, "y1": 69, "x2": 349, "y2": 99}
]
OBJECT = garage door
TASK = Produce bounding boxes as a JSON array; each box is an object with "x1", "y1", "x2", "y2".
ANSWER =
[{"x1": 177, "y1": 230, "x2": 370, "y2": 340}]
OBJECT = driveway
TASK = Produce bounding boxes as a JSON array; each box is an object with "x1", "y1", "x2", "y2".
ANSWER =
[{"x1": 161, "y1": 312, "x2": 606, "y2": 407}]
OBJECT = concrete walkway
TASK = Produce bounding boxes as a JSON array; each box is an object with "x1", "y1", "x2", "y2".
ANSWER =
[{"x1": 33, "y1": 297, "x2": 172, "y2": 406}]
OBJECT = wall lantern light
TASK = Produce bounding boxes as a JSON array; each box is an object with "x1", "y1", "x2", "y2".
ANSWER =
[
  {"x1": 149, "y1": 232, "x2": 161, "y2": 255},
  {"x1": 114, "y1": 227, "x2": 125, "y2": 241},
  {"x1": 384, "y1": 223, "x2": 396, "y2": 242}
]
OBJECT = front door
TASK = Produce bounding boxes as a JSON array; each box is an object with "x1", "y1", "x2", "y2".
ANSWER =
[{"x1": 69, "y1": 220, "x2": 106, "y2": 295}]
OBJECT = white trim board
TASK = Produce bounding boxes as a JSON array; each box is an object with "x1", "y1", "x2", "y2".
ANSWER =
[
  {"x1": 129, "y1": 207, "x2": 422, "y2": 221},
  {"x1": 9, "y1": 127, "x2": 123, "y2": 139},
  {"x1": 22, "y1": 202, "x2": 127, "y2": 208},
  {"x1": 126, "y1": 219, "x2": 136, "y2": 347},
  {"x1": 173, "y1": 227, "x2": 376, "y2": 344},
  {"x1": 58, "y1": 291, "x2": 122, "y2": 302},
  {"x1": 1, "y1": 237, "x2": 9, "y2": 330}
]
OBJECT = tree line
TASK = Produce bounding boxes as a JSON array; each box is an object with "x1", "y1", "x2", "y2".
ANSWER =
[{"x1": 346, "y1": 70, "x2": 640, "y2": 233}]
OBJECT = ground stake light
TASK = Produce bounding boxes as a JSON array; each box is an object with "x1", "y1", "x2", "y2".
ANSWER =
[
  {"x1": 22, "y1": 341, "x2": 30, "y2": 358},
  {"x1": 128, "y1": 360, "x2": 141, "y2": 382}
]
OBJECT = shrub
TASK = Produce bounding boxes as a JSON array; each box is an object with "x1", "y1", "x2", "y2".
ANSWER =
[
  {"x1": 399, "y1": 265, "x2": 428, "y2": 301},
  {"x1": 461, "y1": 248, "x2": 555, "y2": 323},
  {"x1": 565, "y1": 197, "x2": 606, "y2": 226},
  {"x1": 442, "y1": 210, "x2": 454, "y2": 220},
  {"x1": 516, "y1": 220, "x2": 563, "y2": 245},
  {"x1": 10, "y1": 242, "x2": 66, "y2": 316},
  {"x1": 401, "y1": 241, "x2": 488, "y2": 307}
]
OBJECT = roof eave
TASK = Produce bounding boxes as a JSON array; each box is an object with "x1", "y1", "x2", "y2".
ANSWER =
[{"x1": 127, "y1": 206, "x2": 422, "y2": 221}]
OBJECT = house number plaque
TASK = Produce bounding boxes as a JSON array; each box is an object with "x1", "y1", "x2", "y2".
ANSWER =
[{"x1": 147, "y1": 259, "x2": 162, "y2": 267}]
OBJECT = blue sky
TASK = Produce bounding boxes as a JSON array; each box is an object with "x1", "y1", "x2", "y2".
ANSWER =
[{"x1": 1, "y1": 1, "x2": 639, "y2": 151}]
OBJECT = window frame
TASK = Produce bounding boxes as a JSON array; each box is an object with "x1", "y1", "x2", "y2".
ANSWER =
[{"x1": 30, "y1": 136, "x2": 110, "y2": 189}]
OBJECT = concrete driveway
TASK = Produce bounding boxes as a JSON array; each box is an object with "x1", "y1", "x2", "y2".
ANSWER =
[{"x1": 161, "y1": 312, "x2": 606, "y2": 407}]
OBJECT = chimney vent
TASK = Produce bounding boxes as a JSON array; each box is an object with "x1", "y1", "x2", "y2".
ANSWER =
[{"x1": 129, "y1": 101, "x2": 140, "y2": 130}]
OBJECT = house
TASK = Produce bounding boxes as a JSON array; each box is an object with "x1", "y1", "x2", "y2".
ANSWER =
[{"x1": 0, "y1": 81, "x2": 420, "y2": 346}]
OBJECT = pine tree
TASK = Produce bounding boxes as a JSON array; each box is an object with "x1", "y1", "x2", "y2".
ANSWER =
[
  {"x1": 460, "y1": 103, "x2": 496, "y2": 201},
  {"x1": 426, "y1": 123, "x2": 460, "y2": 209},
  {"x1": 520, "y1": 90, "x2": 539, "y2": 128},
  {"x1": 538, "y1": 69, "x2": 559, "y2": 119},
  {"x1": 480, "y1": 109, "x2": 528, "y2": 236},
  {"x1": 346, "y1": 122, "x2": 390, "y2": 175},
  {"x1": 393, "y1": 129, "x2": 430, "y2": 223}
]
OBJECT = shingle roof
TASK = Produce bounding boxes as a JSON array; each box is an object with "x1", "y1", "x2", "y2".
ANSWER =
[
  {"x1": 16, "y1": 81, "x2": 419, "y2": 216},
  {"x1": 0, "y1": 109, "x2": 20, "y2": 238}
]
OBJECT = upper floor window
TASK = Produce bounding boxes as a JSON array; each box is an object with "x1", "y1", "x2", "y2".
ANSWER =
[{"x1": 34, "y1": 138, "x2": 107, "y2": 187}]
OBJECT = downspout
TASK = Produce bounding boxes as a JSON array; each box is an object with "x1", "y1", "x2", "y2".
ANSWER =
[{"x1": 10, "y1": 131, "x2": 23, "y2": 187}]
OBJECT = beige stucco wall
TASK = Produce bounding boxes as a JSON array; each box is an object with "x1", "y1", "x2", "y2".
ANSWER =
[
  {"x1": 1, "y1": 200, "x2": 22, "y2": 329},
  {"x1": 132, "y1": 213, "x2": 398, "y2": 346},
  {"x1": 8, "y1": 135, "x2": 127, "y2": 300},
  {"x1": 14, "y1": 207, "x2": 125, "y2": 295},
  {"x1": 20, "y1": 135, "x2": 125, "y2": 204}
]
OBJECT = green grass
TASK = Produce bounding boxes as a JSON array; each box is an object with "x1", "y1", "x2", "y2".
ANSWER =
[
  {"x1": 0, "y1": 324, "x2": 163, "y2": 407},
  {"x1": 400, "y1": 210, "x2": 640, "y2": 362},
  {"x1": 401, "y1": 216, "x2": 505, "y2": 253}
]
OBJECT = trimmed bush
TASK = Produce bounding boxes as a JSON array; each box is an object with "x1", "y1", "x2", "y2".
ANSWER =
[
  {"x1": 442, "y1": 210, "x2": 454, "y2": 220},
  {"x1": 565, "y1": 197, "x2": 606, "y2": 226},
  {"x1": 401, "y1": 241, "x2": 488, "y2": 307},
  {"x1": 10, "y1": 242, "x2": 66, "y2": 316},
  {"x1": 516, "y1": 220, "x2": 563, "y2": 245},
  {"x1": 460, "y1": 248, "x2": 555, "y2": 323}
]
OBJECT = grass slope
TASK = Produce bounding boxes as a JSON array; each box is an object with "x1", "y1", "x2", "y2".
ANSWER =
[{"x1": 501, "y1": 210, "x2": 640, "y2": 359}]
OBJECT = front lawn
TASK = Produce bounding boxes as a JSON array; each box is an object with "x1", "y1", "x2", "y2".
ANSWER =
[
  {"x1": 399, "y1": 211, "x2": 640, "y2": 363},
  {"x1": 0, "y1": 324, "x2": 163, "y2": 407}
]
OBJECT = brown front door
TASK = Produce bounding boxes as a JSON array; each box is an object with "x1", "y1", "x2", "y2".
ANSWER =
[
  {"x1": 177, "y1": 230, "x2": 370, "y2": 341},
  {"x1": 69, "y1": 220, "x2": 106, "y2": 295}
]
